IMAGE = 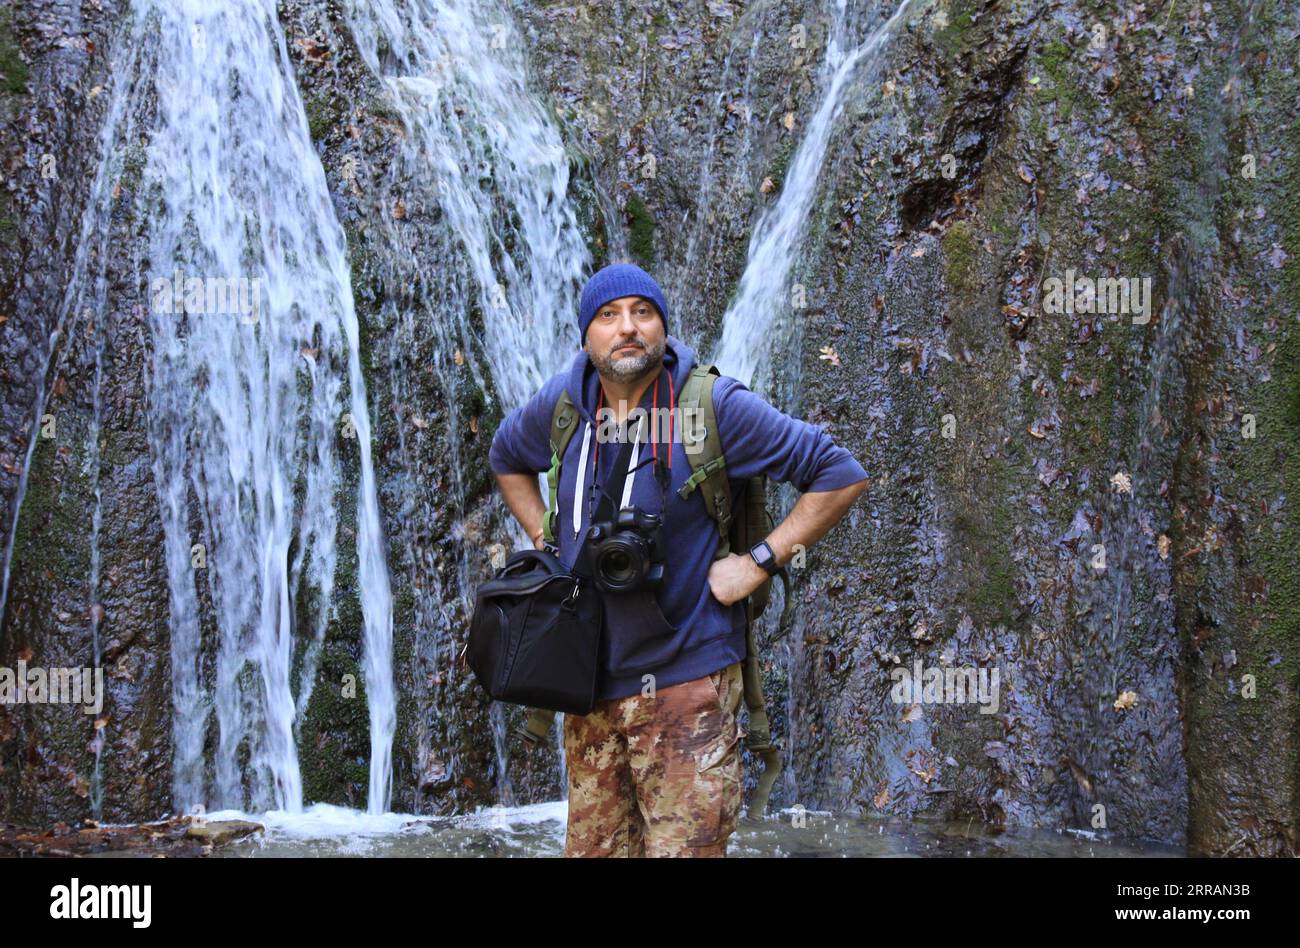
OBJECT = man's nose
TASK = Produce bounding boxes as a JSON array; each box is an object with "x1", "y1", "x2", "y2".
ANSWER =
[{"x1": 613, "y1": 312, "x2": 640, "y2": 336}]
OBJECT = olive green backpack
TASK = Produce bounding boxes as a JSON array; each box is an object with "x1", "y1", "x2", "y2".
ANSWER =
[{"x1": 521, "y1": 364, "x2": 790, "y2": 817}]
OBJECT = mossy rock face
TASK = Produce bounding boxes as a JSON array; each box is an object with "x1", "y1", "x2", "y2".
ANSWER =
[{"x1": 2, "y1": 0, "x2": 1297, "y2": 856}]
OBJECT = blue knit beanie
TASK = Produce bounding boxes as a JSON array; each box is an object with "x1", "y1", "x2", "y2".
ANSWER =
[{"x1": 577, "y1": 263, "x2": 669, "y2": 346}]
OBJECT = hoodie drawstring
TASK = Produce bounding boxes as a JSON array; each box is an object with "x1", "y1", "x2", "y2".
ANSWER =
[
  {"x1": 620, "y1": 415, "x2": 646, "y2": 510},
  {"x1": 576, "y1": 368, "x2": 674, "y2": 536},
  {"x1": 572, "y1": 420, "x2": 592, "y2": 537}
]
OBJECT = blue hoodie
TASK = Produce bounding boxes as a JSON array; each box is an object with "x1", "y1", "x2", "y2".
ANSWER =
[{"x1": 487, "y1": 335, "x2": 869, "y2": 701}]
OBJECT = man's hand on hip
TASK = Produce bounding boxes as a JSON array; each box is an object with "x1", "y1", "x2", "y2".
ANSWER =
[{"x1": 707, "y1": 552, "x2": 770, "y2": 607}]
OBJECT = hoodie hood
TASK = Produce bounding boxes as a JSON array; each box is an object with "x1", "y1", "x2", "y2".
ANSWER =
[{"x1": 564, "y1": 334, "x2": 699, "y2": 424}]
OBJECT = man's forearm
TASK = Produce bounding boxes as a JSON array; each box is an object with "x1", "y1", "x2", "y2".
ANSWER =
[
  {"x1": 495, "y1": 471, "x2": 548, "y2": 544},
  {"x1": 765, "y1": 477, "x2": 869, "y2": 567}
]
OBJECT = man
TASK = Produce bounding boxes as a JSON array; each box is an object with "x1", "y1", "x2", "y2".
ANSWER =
[{"x1": 488, "y1": 262, "x2": 869, "y2": 857}]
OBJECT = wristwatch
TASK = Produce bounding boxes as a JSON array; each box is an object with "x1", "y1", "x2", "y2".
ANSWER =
[{"x1": 749, "y1": 540, "x2": 780, "y2": 577}]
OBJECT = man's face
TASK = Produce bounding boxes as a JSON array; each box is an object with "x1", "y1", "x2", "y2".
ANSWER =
[{"x1": 584, "y1": 295, "x2": 666, "y2": 383}]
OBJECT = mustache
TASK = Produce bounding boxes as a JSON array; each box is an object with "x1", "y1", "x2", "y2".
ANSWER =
[{"x1": 611, "y1": 341, "x2": 646, "y2": 353}]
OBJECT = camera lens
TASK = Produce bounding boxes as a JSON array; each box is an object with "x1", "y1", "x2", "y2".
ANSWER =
[
  {"x1": 594, "y1": 534, "x2": 647, "y2": 593},
  {"x1": 586, "y1": 506, "x2": 663, "y2": 594},
  {"x1": 604, "y1": 549, "x2": 633, "y2": 580}
]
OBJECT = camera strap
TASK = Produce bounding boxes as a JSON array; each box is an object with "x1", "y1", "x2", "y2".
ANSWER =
[{"x1": 589, "y1": 367, "x2": 674, "y2": 525}]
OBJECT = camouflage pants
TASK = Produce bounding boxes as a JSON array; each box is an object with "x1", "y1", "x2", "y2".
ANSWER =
[{"x1": 563, "y1": 661, "x2": 745, "y2": 857}]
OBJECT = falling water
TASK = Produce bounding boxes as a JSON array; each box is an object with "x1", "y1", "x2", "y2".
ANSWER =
[
  {"x1": 704, "y1": 0, "x2": 917, "y2": 817},
  {"x1": 53, "y1": 0, "x2": 398, "y2": 815},
  {"x1": 342, "y1": 0, "x2": 589, "y2": 415},
  {"x1": 711, "y1": 0, "x2": 916, "y2": 391},
  {"x1": 341, "y1": 0, "x2": 591, "y2": 792}
]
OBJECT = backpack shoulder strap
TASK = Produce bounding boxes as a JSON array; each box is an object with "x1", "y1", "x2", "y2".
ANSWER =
[
  {"x1": 541, "y1": 389, "x2": 582, "y2": 544},
  {"x1": 676, "y1": 364, "x2": 733, "y2": 560},
  {"x1": 677, "y1": 366, "x2": 784, "y2": 815}
]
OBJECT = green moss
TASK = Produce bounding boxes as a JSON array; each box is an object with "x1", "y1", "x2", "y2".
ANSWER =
[
  {"x1": 766, "y1": 136, "x2": 796, "y2": 190},
  {"x1": 930, "y1": 301, "x2": 1024, "y2": 632},
  {"x1": 2, "y1": 424, "x2": 95, "y2": 653},
  {"x1": 625, "y1": 191, "x2": 655, "y2": 266},
  {"x1": 950, "y1": 452, "x2": 1021, "y2": 627},
  {"x1": 942, "y1": 219, "x2": 979, "y2": 299},
  {"x1": 392, "y1": 585, "x2": 415, "y2": 625},
  {"x1": 368, "y1": 92, "x2": 404, "y2": 125},
  {"x1": 1037, "y1": 40, "x2": 1082, "y2": 121},
  {"x1": 1038, "y1": 40, "x2": 1070, "y2": 74},
  {"x1": 0, "y1": 8, "x2": 28, "y2": 95},
  {"x1": 298, "y1": 640, "x2": 371, "y2": 805},
  {"x1": 1247, "y1": 98, "x2": 1300, "y2": 675},
  {"x1": 933, "y1": 0, "x2": 980, "y2": 53},
  {"x1": 304, "y1": 95, "x2": 333, "y2": 141}
]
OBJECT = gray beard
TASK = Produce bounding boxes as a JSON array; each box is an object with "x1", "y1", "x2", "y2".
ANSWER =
[{"x1": 589, "y1": 338, "x2": 666, "y2": 384}]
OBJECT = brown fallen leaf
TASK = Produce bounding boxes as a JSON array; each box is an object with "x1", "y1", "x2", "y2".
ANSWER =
[
  {"x1": 1114, "y1": 690, "x2": 1138, "y2": 711},
  {"x1": 818, "y1": 344, "x2": 840, "y2": 367},
  {"x1": 295, "y1": 37, "x2": 331, "y2": 62},
  {"x1": 872, "y1": 783, "x2": 890, "y2": 810}
]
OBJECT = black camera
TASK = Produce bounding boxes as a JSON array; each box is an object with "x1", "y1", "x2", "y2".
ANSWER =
[{"x1": 585, "y1": 507, "x2": 665, "y2": 594}]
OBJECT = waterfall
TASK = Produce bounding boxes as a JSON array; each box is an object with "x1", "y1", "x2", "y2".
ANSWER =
[
  {"x1": 704, "y1": 0, "x2": 917, "y2": 816},
  {"x1": 711, "y1": 0, "x2": 916, "y2": 392},
  {"x1": 342, "y1": 0, "x2": 589, "y2": 415},
  {"x1": 340, "y1": 0, "x2": 591, "y2": 791},
  {"x1": 45, "y1": 0, "x2": 398, "y2": 815}
]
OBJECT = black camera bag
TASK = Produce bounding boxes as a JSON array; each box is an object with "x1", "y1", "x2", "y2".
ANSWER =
[{"x1": 467, "y1": 548, "x2": 603, "y2": 715}]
